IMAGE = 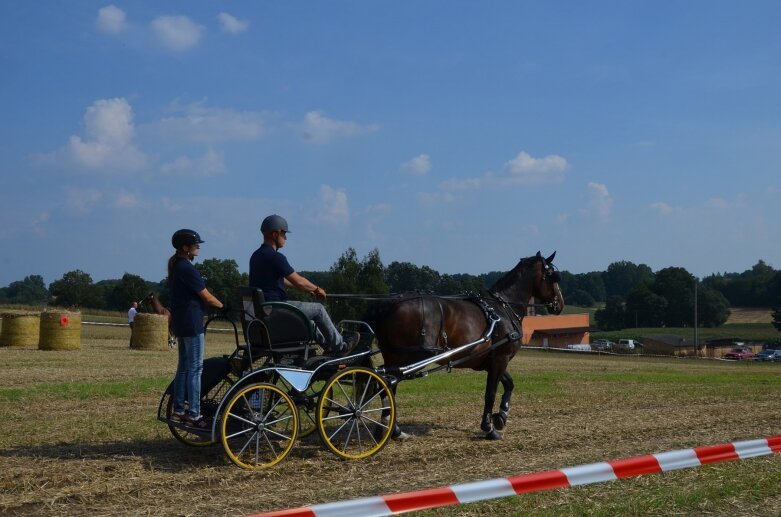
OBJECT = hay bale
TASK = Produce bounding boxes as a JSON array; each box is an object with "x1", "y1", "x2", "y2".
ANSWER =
[
  {"x1": 38, "y1": 310, "x2": 81, "y2": 351},
  {"x1": 0, "y1": 311, "x2": 41, "y2": 347},
  {"x1": 131, "y1": 313, "x2": 170, "y2": 351}
]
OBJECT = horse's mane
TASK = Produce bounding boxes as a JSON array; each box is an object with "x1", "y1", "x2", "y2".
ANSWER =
[{"x1": 488, "y1": 255, "x2": 540, "y2": 293}]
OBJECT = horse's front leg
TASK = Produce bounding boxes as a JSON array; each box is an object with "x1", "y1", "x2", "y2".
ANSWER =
[
  {"x1": 492, "y1": 371, "x2": 513, "y2": 431},
  {"x1": 481, "y1": 369, "x2": 503, "y2": 440}
]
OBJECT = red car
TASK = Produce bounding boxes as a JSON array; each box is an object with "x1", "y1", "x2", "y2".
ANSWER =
[{"x1": 724, "y1": 347, "x2": 754, "y2": 360}]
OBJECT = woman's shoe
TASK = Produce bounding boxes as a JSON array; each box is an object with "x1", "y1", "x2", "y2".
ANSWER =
[{"x1": 185, "y1": 415, "x2": 210, "y2": 429}]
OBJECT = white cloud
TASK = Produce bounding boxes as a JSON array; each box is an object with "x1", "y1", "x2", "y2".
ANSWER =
[
  {"x1": 650, "y1": 201, "x2": 675, "y2": 216},
  {"x1": 149, "y1": 101, "x2": 265, "y2": 143},
  {"x1": 32, "y1": 211, "x2": 49, "y2": 236},
  {"x1": 400, "y1": 154, "x2": 432, "y2": 175},
  {"x1": 316, "y1": 185, "x2": 349, "y2": 225},
  {"x1": 217, "y1": 12, "x2": 249, "y2": 34},
  {"x1": 584, "y1": 182, "x2": 612, "y2": 221},
  {"x1": 150, "y1": 15, "x2": 204, "y2": 52},
  {"x1": 298, "y1": 111, "x2": 379, "y2": 144},
  {"x1": 160, "y1": 148, "x2": 227, "y2": 178},
  {"x1": 96, "y1": 5, "x2": 127, "y2": 34},
  {"x1": 365, "y1": 203, "x2": 392, "y2": 215},
  {"x1": 64, "y1": 187, "x2": 103, "y2": 214},
  {"x1": 502, "y1": 151, "x2": 568, "y2": 184},
  {"x1": 113, "y1": 191, "x2": 140, "y2": 209},
  {"x1": 436, "y1": 150, "x2": 568, "y2": 195},
  {"x1": 66, "y1": 98, "x2": 146, "y2": 171}
]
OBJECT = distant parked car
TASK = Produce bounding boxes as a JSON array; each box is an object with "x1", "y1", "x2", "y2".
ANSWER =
[
  {"x1": 592, "y1": 339, "x2": 615, "y2": 351},
  {"x1": 724, "y1": 347, "x2": 754, "y2": 360},
  {"x1": 754, "y1": 349, "x2": 777, "y2": 361},
  {"x1": 618, "y1": 339, "x2": 643, "y2": 351},
  {"x1": 770, "y1": 350, "x2": 781, "y2": 362}
]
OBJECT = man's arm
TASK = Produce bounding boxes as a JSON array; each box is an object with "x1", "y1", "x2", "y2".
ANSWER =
[{"x1": 285, "y1": 272, "x2": 326, "y2": 299}]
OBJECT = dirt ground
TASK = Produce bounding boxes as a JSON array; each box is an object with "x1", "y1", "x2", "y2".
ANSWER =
[{"x1": 0, "y1": 324, "x2": 779, "y2": 516}]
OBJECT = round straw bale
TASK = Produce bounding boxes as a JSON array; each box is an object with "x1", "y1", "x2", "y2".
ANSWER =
[
  {"x1": 0, "y1": 311, "x2": 40, "y2": 347},
  {"x1": 131, "y1": 313, "x2": 170, "y2": 351},
  {"x1": 38, "y1": 310, "x2": 81, "y2": 351}
]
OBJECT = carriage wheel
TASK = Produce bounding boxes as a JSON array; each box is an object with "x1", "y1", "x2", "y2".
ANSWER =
[
  {"x1": 220, "y1": 382, "x2": 298, "y2": 469},
  {"x1": 295, "y1": 377, "x2": 328, "y2": 438},
  {"x1": 317, "y1": 367, "x2": 395, "y2": 460},
  {"x1": 165, "y1": 376, "x2": 234, "y2": 447}
]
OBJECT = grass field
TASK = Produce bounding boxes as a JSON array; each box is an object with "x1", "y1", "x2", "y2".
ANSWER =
[{"x1": 0, "y1": 316, "x2": 780, "y2": 516}]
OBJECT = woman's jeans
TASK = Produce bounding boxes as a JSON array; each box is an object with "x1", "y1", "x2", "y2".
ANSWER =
[{"x1": 173, "y1": 333, "x2": 205, "y2": 418}]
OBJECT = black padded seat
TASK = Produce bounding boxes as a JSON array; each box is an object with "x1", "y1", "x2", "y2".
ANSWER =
[{"x1": 235, "y1": 286, "x2": 319, "y2": 361}]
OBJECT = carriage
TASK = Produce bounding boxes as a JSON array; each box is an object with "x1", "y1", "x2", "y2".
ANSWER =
[{"x1": 157, "y1": 252, "x2": 563, "y2": 469}]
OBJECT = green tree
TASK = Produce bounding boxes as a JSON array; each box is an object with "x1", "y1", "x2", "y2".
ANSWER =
[
  {"x1": 568, "y1": 289, "x2": 596, "y2": 308},
  {"x1": 385, "y1": 261, "x2": 440, "y2": 293},
  {"x1": 326, "y1": 247, "x2": 388, "y2": 321},
  {"x1": 603, "y1": 261, "x2": 654, "y2": 298},
  {"x1": 109, "y1": 273, "x2": 149, "y2": 311},
  {"x1": 652, "y1": 267, "x2": 695, "y2": 327},
  {"x1": 572, "y1": 271, "x2": 607, "y2": 302},
  {"x1": 5, "y1": 275, "x2": 50, "y2": 305},
  {"x1": 594, "y1": 295, "x2": 627, "y2": 330},
  {"x1": 625, "y1": 283, "x2": 667, "y2": 327},
  {"x1": 195, "y1": 258, "x2": 243, "y2": 310},
  {"x1": 697, "y1": 286, "x2": 730, "y2": 328},
  {"x1": 49, "y1": 270, "x2": 102, "y2": 308}
]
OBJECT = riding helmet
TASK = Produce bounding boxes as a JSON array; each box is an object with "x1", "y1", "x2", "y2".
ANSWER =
[
  {"x1": 171, "y1": 229, "x2": 205, "y2": 249},
  {"x1": 260, "y1": 214, "x2": 289, "y2": 234}
]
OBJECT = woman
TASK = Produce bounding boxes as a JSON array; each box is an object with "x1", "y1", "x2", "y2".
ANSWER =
[{"x1": 168, "y1": 229, "x2": 223, "y2": 428}]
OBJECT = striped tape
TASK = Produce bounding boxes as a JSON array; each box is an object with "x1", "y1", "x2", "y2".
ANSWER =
[{"x1": 249, "y1": 434, "x2": 781, "y2": 517}]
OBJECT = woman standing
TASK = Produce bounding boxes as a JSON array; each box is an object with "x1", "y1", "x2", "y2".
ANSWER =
[{"x1": 168, "y1": 229, "x2": 223, "y2": 428}]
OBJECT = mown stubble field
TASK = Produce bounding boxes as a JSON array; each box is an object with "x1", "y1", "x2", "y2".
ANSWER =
[{"x1": 0, "y1": 321, "x2": 779, "y2": 516}]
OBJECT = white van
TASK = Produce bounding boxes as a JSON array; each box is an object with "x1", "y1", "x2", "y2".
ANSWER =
[{"x1": 618, "y1": 339, "x2": 642, "y2": 351}]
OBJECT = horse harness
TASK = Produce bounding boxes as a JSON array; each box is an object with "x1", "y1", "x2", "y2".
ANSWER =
[{"x1": 379, "y1": 292, "x2": 522, "y2": 368}]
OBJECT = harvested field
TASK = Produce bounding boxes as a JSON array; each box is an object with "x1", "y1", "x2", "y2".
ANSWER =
[
  {"x1": 0, "y1": 322, "x2": 780, "y2": 516},
  {"x1": 726, "y1": 307, "x2": 773, "y2": 324}
]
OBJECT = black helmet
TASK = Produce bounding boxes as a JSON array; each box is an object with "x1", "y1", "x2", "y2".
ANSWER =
[
  {"x1": 171, "y1": 229, "x2": 204, "y2": 249},
  {"x1": 260, "y1": 214, "x2": 289, "y2": 234}
]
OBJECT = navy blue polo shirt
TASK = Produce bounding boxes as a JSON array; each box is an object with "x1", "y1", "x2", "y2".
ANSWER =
[
  {"x1": 169, "y1": 257, "x2": 206, "y2": 337},
  {"x1": 249, "y1": 244, "x2": 294, "y2": 301}
]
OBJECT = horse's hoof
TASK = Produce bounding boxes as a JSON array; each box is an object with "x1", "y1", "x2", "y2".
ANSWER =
[
  {"x1": 492, "y1": 412, "x2": 507, "y2": 431},
  {"x1": 393, "y1": 431, "x2": 413, "y2": 441},
  {"x1": 484, "y1": 430, "x2": 502, "y2": 440},
  {"x1": 391, "y1": 423, "x2": 412, "y2": 441}
]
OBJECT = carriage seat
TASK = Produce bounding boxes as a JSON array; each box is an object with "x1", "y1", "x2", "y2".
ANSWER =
[{"x1": 235, "y1": 286, "x2": 319, "y2": 360}]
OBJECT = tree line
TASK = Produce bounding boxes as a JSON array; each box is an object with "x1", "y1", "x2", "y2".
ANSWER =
[{"x1": 2, "y1": 251, "x2": 780, "y2": 332}]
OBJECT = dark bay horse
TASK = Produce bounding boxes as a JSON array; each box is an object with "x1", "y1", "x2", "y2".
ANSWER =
[
  {"x1": 140, "y1": 293, "x2": 177, "y2": 348},
  {"x1": 365, "y1": 251, "x2": 564, "y2": 440}
]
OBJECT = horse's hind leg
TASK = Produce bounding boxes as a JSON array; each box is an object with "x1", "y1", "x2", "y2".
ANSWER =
[
  {"x1": 492, "y1": 371, "x2": 513, "y2": 431},
  {"x1": 480, "y1": 369, "x2": 503, "y2": 440}
]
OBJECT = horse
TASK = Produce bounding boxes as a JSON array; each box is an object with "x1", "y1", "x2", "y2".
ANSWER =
[
  {"x1": 140, "y1": 293, "x2": 177, "y2": 348},
  {"x1": 364, "y1": 251, "x2": 564, "y2": 440}
]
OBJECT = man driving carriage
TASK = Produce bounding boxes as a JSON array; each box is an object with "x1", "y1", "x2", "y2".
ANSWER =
[{"x1": 249, "y1": 214, "x2": 358, "y2": 356}]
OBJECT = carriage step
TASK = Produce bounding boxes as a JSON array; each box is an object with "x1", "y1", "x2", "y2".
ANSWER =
[{"x1": 165, "y1": 417, "x2": 212, "y2": 435}]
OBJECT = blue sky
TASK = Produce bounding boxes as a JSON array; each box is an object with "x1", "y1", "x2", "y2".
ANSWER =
[{"x1": 1, "y1": 1, "x2": 780, "y2": 287}]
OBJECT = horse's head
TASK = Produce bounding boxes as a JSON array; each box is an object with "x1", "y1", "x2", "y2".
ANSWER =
[
  {"x1": 533, "y1": 251, "x2": 564, "y2": 315},
  {"x1": 491, "y1": 251, "x2": 564, "y2": 315}
]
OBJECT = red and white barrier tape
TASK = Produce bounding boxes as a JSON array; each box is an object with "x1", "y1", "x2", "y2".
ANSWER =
[{"x1": 249, "y1": 434, "x2": 781, "y2": 517}]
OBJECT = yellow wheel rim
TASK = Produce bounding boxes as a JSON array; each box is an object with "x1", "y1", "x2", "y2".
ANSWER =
[
  {"x1": 221, "y1": 383, "x2": 298, "y2": 469},
  {"x1": 317, "y1": 367, "x2": 395, "y2": 460}
]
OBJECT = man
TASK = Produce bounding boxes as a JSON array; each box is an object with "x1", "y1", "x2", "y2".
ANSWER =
[
  {"x1": 249, "y1": 214, "x2": 357, "y2": 355},
  {"x1": 127, "y1": 301, "x2": 138, "y2": 347}
]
